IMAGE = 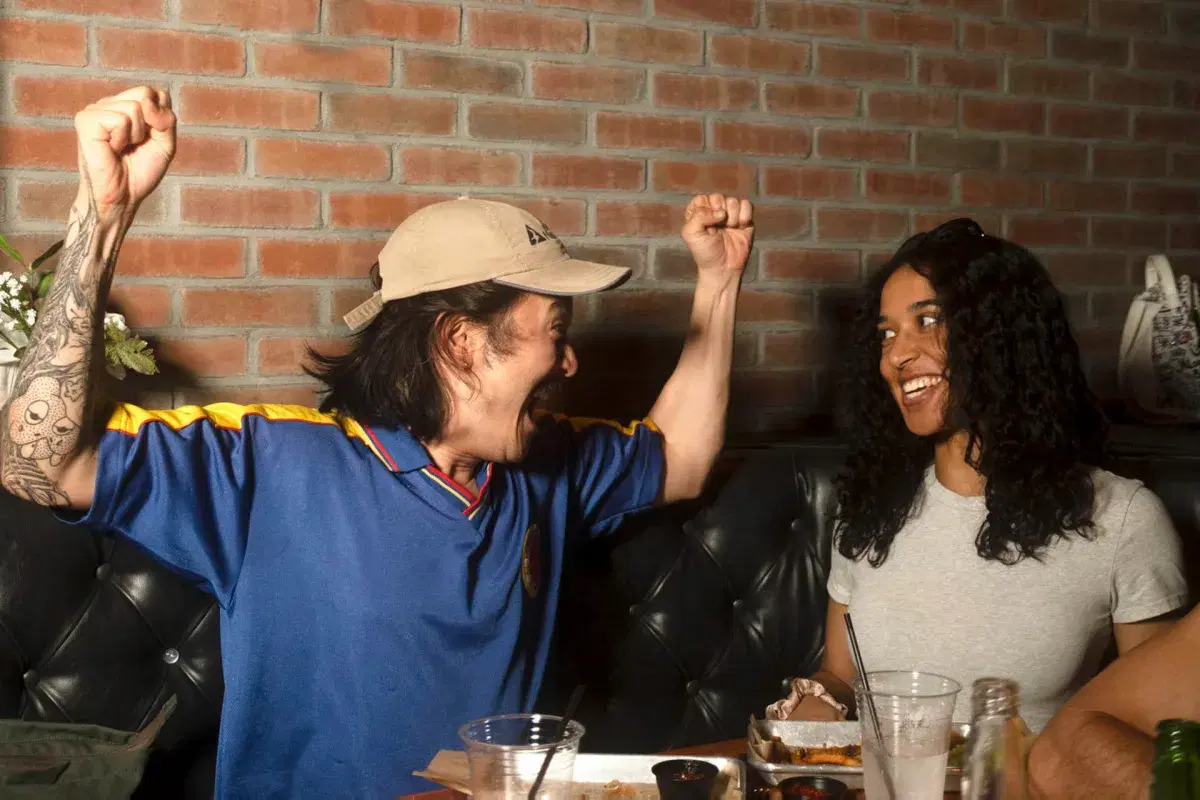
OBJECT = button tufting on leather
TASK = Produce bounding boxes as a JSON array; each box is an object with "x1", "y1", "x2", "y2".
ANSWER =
[
  {"x1": 685, "y1": 680, "x2": 700, "y2": 695},
  {"x1": 628, "y1": 604, "x2": 641, "y2": 617},
  {"x1": 163, "y1": 648, "x2": 180, "y2": 665},
  {"x1": 2, "y1": 491, "x2": 225, "y2": 789},
  {"x1": 789, "y1": 518, "x2": 803, "y2": 534},
  {"x1": 731, "y1": 599, "x2": 743, "y2": 610}
]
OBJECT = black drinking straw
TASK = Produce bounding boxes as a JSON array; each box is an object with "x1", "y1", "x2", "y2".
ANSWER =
[
  {"x1": 527, "y1": 684, "x2": 585, "y2": 800},
  {"x1": 845, "y1": 612, "x2": 896, "y2": 800}
]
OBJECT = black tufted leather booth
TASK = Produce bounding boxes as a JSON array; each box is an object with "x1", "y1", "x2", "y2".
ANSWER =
[
  {"x1": 1, "y1": 429, "x2": 1196, "y2": 794},
  {"x1": 543, "y1": 430, "x2": 1200, "y2": 754},
  {"x1": 0, "y1": 490, "x2": 222, "y2": 798}
]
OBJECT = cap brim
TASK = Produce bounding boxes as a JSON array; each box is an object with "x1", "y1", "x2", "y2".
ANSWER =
[{"x1": 493, "y1": 259, "x2": 631, "y2": 296}]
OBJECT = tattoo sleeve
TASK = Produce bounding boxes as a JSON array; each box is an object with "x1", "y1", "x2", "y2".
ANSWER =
[{"x1": 0, "y1": 176, "x2": 125, "y2": 506}]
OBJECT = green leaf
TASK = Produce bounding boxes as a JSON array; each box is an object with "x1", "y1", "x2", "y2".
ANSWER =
[
  {"x1": 120, "y1": 348, "x2": 158, "y2": 376},
  {"x1": 106, "y1": 335, "x2": 158, "y2": 376},
  {"x1": 29, "y1": 239, "x2": 63, "y2": 271},
  {"x1": 35, "y1": 272, "x2": 54, "y2": 299},
  {"x1": 0, "y1": 235, "x2": 25, "y2": 267}
]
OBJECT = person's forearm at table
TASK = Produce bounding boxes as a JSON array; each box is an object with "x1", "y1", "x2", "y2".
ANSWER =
[{"x1": 1028, "y1": 709, "x2": 1154, "y2": 800}]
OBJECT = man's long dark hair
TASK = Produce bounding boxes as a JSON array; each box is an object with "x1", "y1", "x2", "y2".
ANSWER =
[
  {"x1": 306, "y1": 270, "x2": 524, "y2": 442},
  {"x1": 835, "y1": 218, "x2": 1109, "y2": 567}
]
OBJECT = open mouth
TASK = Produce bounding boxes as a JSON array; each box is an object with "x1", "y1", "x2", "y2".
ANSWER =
[
  {"x1": 520, "y1": 378, "x2": 562, "y2": 430},
  {"x1": 899, "y1": 375, "x2": 944, "y2": 407}
]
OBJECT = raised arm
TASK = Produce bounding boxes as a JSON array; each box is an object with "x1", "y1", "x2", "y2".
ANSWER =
[
  {"x1": 648, "y1": 193, "x2": 752, "y2": 503},
  {"x1": 0, "y1": 87, "x2": 175, "y2": 508}
]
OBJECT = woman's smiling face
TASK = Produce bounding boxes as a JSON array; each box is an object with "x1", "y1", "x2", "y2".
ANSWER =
[{"x1": 877, "y1": 265, "x2": 949, "y2": 438}]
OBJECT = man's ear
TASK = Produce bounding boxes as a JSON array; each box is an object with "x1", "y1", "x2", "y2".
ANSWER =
[{"x1": 435, "y1": 312, "x2": 484, "y2": 377}]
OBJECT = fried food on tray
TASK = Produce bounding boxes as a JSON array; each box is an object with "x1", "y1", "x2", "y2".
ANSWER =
[
  {"x1": 754, "y1": 724, "x2": 968, "y2": 771},
  {"x1": 601, "y1": 779, "x2": 639, "y2": 797},
  {"x1": 757, "y1": 736, "x2": 863, "y2": 767},
  {"x1": 788, "y1": 744, "x2": 862, "y2": 767}
]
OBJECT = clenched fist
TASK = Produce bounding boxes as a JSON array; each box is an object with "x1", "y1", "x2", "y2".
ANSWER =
[
  {"x1": 681, "y1": 193, "x2": 755, "y2": 282},
  {"x1": 74, "y1": 86, "x2": 175, "y2": 222}
]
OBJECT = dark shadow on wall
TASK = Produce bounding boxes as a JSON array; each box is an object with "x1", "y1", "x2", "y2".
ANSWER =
[{"x1": 560, "y1": 330, "x2": 844, "y2": 443}]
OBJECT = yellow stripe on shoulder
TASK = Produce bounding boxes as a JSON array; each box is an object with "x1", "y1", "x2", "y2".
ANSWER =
[
  {"x1": 533, "y1": 410, "x2": 659, "y2": 437},
  {"x1": 107, "y1": 402, "x2": 337, "y2": 434},
  {"x1": 106, "y1": 403, "x2": 390, "y2": 466}
]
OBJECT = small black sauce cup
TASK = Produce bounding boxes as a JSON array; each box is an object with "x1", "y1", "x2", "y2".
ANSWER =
[
  {"x1": 650, "y1": 758, "x2": 720, "y2": 800},
  {"x1": 776, "y1": 775, "x2": 850, "y2": 799}
]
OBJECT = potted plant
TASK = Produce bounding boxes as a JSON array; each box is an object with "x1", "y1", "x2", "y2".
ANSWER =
[{"x1": 0, "y1": 235, "x2": 157, "y2": 403}]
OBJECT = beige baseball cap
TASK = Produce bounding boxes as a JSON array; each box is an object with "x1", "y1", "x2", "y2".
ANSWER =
[{"x1": 343, "y1": 198, "x2": 631, "y2": 330}]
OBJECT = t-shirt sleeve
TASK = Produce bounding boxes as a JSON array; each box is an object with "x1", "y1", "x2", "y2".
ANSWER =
[
  {"x1": 1111, "y1": 486, "x2": 1189, "y2": 624},
  {"x1": 546, "y1": 415, "x2": 664, "y2": 538},
  {"x1": 63, "y1": 403, "x2": 256, "y2": 607},
  {"x1": 827, "y1": 544, "x2": 854, "y2": 606}
]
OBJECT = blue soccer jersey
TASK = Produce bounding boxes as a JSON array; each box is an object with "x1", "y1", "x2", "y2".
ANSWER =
[{"x1": 67, "y1": 403, "x2": 664, "y2": 798}]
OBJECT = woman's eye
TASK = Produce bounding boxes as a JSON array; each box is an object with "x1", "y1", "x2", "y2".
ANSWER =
[
  {"x1": 919, "y1": 314, "x2": 940, "y2": 328},
  {"x1": 878, "y1": 329, "x2": 895, "y2": 341}
]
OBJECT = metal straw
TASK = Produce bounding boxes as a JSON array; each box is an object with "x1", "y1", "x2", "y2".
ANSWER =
[
  {"x1": 845, "y1": 612, "x2": 896, "y2": 800},
  {"x1": 527, "y1": 684, "x2": 585, "y2": 800}
]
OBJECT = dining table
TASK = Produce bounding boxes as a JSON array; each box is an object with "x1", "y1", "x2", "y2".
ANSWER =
[{"x1": 400, "y1": 737, "x2": 962, "y2": 800}]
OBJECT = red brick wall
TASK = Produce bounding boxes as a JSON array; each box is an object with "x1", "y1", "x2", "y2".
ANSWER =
[{"x1": 1, "y1": 1, "x2": 1197, "y2": 434}]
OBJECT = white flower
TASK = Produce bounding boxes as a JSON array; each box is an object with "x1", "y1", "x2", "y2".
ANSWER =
[
  {"x1": 17, "y1": 274, "x2": 27, "y2": 284},
  {"x1": 24, "y1": 309, "x2": 35, "y2": 327},
  {"x1": 0, "y1": 272, "x2": 11, "y2": 285},
  {"x1": 104, "y1": 312, "x2": 127, "y2": 332},
  {"x1": 5, "y1": 279, "x2": 16, "y2": 293}
]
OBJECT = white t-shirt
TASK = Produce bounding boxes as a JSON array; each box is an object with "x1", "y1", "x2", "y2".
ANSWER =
[{"x1": 828, "y1": 466, "x2": 1188, "y2": 732}]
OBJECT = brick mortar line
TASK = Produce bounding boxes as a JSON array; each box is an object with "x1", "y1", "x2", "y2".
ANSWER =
[
  {"x1": 4, "y1": 4, "x2": 1194, "y2": 41},
  {"x1": 3, "y1": 66, "x2": 1196, "y2": 115}
]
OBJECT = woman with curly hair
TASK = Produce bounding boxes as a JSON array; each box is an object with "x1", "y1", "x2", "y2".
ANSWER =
[{"x1": 774, "y1": 218, "x2": 1188, "y2": 731}]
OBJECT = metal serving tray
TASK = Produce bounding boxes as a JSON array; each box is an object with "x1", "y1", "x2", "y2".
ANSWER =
[
  {"x1": 745, "y1": 720, "x2": 969, "y2": 789},
  {"x1": 570, "y1": 754, "x2": 746, "y2": 799}
]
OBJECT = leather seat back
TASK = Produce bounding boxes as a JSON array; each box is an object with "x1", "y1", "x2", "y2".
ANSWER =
[{"x1": 549, "y1": 437, "x2": 1200, "y2": 752}]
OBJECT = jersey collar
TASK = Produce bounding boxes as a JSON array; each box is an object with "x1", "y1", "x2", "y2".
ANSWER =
[
  {"x1": 362, "y1": 423, "x2": 494, "y2": 519},
  {"x1": 360, "y1": 424, "x2": 433, "y2": 473}
]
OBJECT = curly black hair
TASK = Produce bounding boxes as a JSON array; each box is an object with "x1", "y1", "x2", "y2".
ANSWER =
[{"x1": 835, "y1": 218, "x2": 1109, "y2": 567}]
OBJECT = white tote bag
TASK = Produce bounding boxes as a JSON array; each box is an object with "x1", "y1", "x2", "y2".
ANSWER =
[{"x1": 1118, "y1": 254, "x2": 1200, "y2": 422}]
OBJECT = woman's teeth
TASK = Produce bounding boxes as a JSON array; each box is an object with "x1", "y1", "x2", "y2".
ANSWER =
[{"x1": 902, "y1": 375, "x2": 943, "y2": 395}]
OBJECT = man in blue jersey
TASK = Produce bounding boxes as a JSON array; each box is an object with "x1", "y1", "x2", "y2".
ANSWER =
[{"x1": 2, "y1": 88, "x2": 754, "y2": 797}]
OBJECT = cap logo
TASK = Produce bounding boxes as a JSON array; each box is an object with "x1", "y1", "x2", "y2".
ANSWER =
[{"x1": 526, "y1": 224, "x2": 548, "y2": 246}]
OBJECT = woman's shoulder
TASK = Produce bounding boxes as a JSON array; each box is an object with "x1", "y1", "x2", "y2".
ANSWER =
[{"x1": 1088, "y1": 467, "x2": 1170, "y2": 533}]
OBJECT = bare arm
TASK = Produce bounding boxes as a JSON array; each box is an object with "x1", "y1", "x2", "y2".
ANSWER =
[
  {"x1": 1029, "y1": 710, "x2": 1154, "y2": 800},
  {"x1": 1114, "y1": 616, "x2": 1177, "y2": 655},
  {"x1": 649, "y1": 194, "x2": 752, "y2": 503},
  {"x1": 0, "y1": 87, "x2": 175, "y2": 508},
  {"x1": 787, "y1": 600, "x2": 859, "y2": 720},
  {"x1": 1029, "y1": 605, "x2": 1200, "y2": 799}
]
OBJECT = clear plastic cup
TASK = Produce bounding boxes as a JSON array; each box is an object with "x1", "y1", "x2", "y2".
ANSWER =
[
  {"x1": 459, "y1": 714, "x2": 585, "y2": 800},
  {"x1": 852, "y1": 671, "x2": 962, "y2": 800}
]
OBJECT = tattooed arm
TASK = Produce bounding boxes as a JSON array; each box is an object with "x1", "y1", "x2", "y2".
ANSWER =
[{"x1": 0, "y1": 87, "x2": 175, "y2": 508}]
